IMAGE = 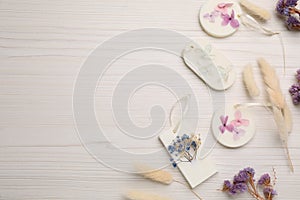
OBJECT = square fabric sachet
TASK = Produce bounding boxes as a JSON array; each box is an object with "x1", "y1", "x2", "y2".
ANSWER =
[{"x1": 159, "y1": 129, "x2": 217, "y2": 188}]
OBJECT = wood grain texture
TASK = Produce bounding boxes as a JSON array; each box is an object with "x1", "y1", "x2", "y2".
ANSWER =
[{"x1": 0, "y1": 0, "x2": 300, "y2": 199}]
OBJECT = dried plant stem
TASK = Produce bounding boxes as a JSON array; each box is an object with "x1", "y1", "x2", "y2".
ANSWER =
[
  {"x1": 283, "y1": 104, "x2": 293, "y2": 134},
  {"x1": 272, "y1": 167, "x2": 277, "y2": 186},
  {"x1": 247, "y1": 179, "x2": 264, "y2": 200},
  {"x1": 290, "y1": 7, "x2": 300, "y2": 15},
  {"x1": 248, "y1": 189, "x2": 264, "y2": 200},
  {"x1": 283, "y1": 141, "x2": 294, "y2": 172},
  {"x1": 173, "y1": 180, "x2": 203, "y2": 200}
]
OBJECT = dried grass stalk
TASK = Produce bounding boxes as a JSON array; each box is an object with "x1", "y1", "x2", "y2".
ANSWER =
[
  {"x1": 135, "y1": 164, "x2": 173, "y2": 185},
  {"x1": 125, "y1": 190, "x2": 172, "y2": 200},
  {"x1": 257, "y1": 58, "x2": 294, "y2": 172},
  {"x1": 243, "y1": 64, "x2": 260, "y2": 97},
  {"x1": 283, "y1": 104, "x2": 293, "y2": 134},
  {"x1": 273, "y1": 106, "x2": 288, "y2": 142},
  {"x1": 239, "y1": 0, "x2": 271, "y2": 21}
]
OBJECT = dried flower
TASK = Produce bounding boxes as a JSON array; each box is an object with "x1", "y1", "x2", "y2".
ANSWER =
[
  {"x1": 219, "y1": 115, "x2": 234, "y2": 133},
  {"x1": 167, "y1": 134, "x2": 201, "y2": 167},
  {"x1": 221, "y1": 10, "x2": 240, "y2": 28},
  {"x1": 263, "y1": 187, "x2": 277, "y2": 200},
  {"x1": 215, "y1": 3, "x2": 233, "y2": 15},
  {"x1": 244, "y1": 167, "x2": 255, "y2": 177},
  {"x1": 286, "y1": 0, "x2": 298, "y2": 6},
  {"x1": 222, "y1": 167, "x2": 277, "y2": 200},
  {"x1": 233, "y1": 169, "x2": 250, "y2": 183},
  {"x1": 222, "y1": 180, "x2": 232, "y2": 191},
  {"x1": 203, "y1": 11, "x2": 219, "y2": 23},
  {"x1": 287, "y1": 16, "x2": 300, "y2": 29},
  {"x1": 276, "y1": 0, "x2": 300, "y2": 30},
  {"x1": 258, "y1": 174, "x2": 271, "y2": 186},
  {"x1": 223, "y1": 180, "x2": 247, "y2": 195},
  {"x1": 289, "y1": 69, "x2": 300, "y2": 105},
  {"x1": 231, "y1": 183, "x2": 248, "y2": 194}
]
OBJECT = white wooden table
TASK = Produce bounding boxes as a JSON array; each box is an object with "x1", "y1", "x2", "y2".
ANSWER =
[{"x1": 1, "y1": 0, "x2": 300, "y2": 199}]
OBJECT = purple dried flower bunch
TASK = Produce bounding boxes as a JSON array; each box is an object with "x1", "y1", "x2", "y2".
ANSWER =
[
  {"x1": 289, "y1": 69, "x2": 300, "y2": 105},
  {"x1": 222, "y1": 167, "x2": 277, "y2": 200},
  {"x1": 276, "y1": 0, "x2": 300, "y2": 30},
  {"x1": 168, "y1": 134, "x2": 201, "y2": 167}
]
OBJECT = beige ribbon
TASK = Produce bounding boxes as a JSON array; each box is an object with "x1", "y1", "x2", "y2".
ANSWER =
[
  {"x1": 239, "y1": 13, "x2": 286, "y2": 74},
  {"x1": 169, "y1": 95, "x2": 190, "y2": 134}
]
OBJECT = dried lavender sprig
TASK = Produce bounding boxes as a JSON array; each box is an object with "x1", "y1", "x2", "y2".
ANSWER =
[
  {"x1": 289, "y1": 69, "x2": 300, "y2": 105},
  {"x1": 276, "y1": 0, "x2": 300, "y2": 30},
  {"x1": 222, "y1": 167, "x2": 278, "y2": 200}
]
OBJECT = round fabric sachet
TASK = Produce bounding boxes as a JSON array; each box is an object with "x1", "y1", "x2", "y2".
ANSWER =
[
  {"x1": 211, "y1": 105, "x2": 255, "y2": 148},
  {"x1": 199, "y1": 0, "x2": 242, "y2": 37}
]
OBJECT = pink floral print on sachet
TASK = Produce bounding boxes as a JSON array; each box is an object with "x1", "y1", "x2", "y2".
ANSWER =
[
  {"x1": 219, "y1": 115, "x2": 234, "y2": 133},
  {"x1": 215, "y1": 3, "x2": 233, "y2": 14},
  {"x1": 221, "y1": 10, "x2": 240, "y2": 28},
  {"x1": 230, "y1": 110, "x2": 249, "y2": 127}
]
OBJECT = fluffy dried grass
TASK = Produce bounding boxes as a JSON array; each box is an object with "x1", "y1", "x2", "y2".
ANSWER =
[
  {"x1": 258, "y1": 58, "x2": 294, "y2": 172},
  {"x1": 243, "y1": 64, "x2": 260, "y2": 97},
  {"x1": 239, "y1": 0, "x2": 271, "y2": 21},
  {"x1": 125, "y1": 190, "x2": 172, "y2": 200}
]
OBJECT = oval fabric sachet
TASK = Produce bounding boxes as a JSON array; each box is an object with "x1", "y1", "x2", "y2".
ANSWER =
[{"x1": 182, "y1": 40, "x2": 236, "y2": 90}]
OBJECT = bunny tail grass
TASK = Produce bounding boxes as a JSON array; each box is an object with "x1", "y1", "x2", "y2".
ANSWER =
[
  {"x1": 243, "y1": 64, "x2": 260, "y2": 97},
  {"x1": 134, "y1": 164, "x2": 203, "y2": 200},
  {"x1": 239, "y1": 0, "x2": 271, "y2": 21},
  {"x1": 134, "y1": 164, "x2": 173, "y2": 185},
  {"x1": 125, "y1": 190, "x2": 172, "y2": 200},
  {"x1": 258, "y1": 58, "x2": 294, "y2": 172}
]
